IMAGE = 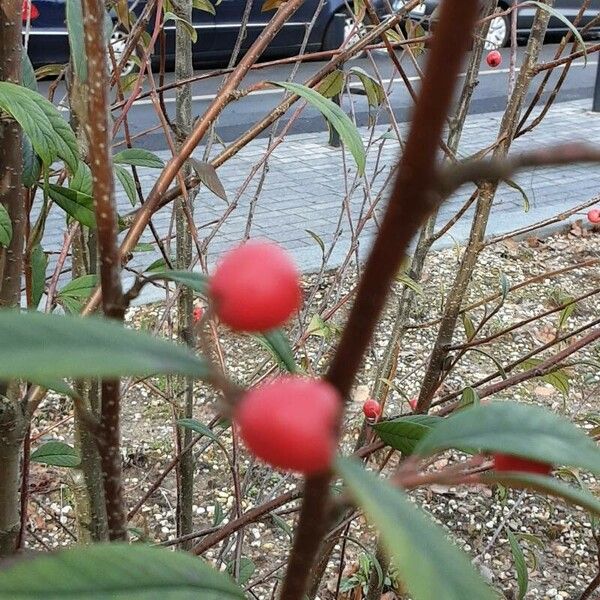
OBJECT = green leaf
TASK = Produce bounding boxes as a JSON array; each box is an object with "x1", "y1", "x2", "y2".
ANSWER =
[
  {"x1": 0, "y1": 543, "x2": 244, "y2": 598},
  {"x1": 415, "y1": 402, "x2": 600, "y2": 476},
  {"x1": 481, "y1": 471, "x2": 600, "y2": 516},
  {"x1": 525, "y1": 1, "x2": 587, "y2": 63},
  {"x1": 147, "y1": 270, "x2": 209, "y2": 295},
  {"x1": 317, "y1": 70, "x2": 345, "y2": 99},
  {"x1": 459, "y1": 386, "x2": 480, "y2": 410},
  {"x1": 521, "y1": 359, "x2": 570, "y2": 396},
  {"x1": 336, "y1": 458, "x2": 495, "y2": 600},
  {"x1": 115, "y1": 165, "x2": 138, "y2": 206},
  {"x1": 0, "y1": 205, "x2": 12, "y2": 248},
  {"x1": 145, "y1": 258, "x2": 169, "y2": 273},
  {"x1": 30, "y1": 441, "x2": 80, "y2": 468},
  {"x1": 189, "y1": 158, "x2": 228, "y2": 202},
  {"x1": 469, "y1": 348, "x2": 507, "y2": 380},
  {"x1": 21, "y1": 50, "x2": 38, "y2": 92},
  {"x1": 66, "y1": 0, "x2": 87, "y2": 82},
  {"x1": 253, "y1": 329, "x2": 300, "y2": 373},
  {"x1": 134, "y1": 243, "x2": 155, "y2": 252},
  {"x1": 271, "y1": 81, "x2": 366, "y2": 175},
  {"x1": 500, "y1": 273, "x2": 510, "y2": 301},
  {"x1": 57, "y1": 275, "x2": 98, "y2": 312},
  {"x1": 193, "y1": 0, "x2": 216, "y2": 14},
  {"x1": 113, "y1": 148, "x2": 165, "y2": 169},
  {"x1": 557, "y1": 301, "x2": 576, "y2": 332},
  {"x1": 305, "y1": 230, "x2": 325, "y2": 255},
  {"x1": 396, "y1": 271, "x2": 423, "y2": 295},
  {"x1": 506, "y1": 529, "x2": 528, "y2": 600},
  {"x1": 349, "y1": 66, "x2": 385, "y2": 108},
  {"x1": 47, "y1": 184, "x2": 96, "y2": 229},
  {"x1": 506, "y1": 178, "x2": 530, "y2": 212},
  {"x1": 0, "y1": 311, "x2": 209, "y2": 381},
  {"x1": 69, "y1": 162, "x2": 93, "y2": 196},
  {"x1": 227, "y1": 558, "x2": 255, "y2": 586},
  {"x1": 373, "y1": 415, "x2": 441, "y2": 455},
  {"x1": 462, "y1": 313, "x2": 476, "y2": 341},
  {"x1": 164, "y1": 11, "x2": 198, "y2": 43},
  {"x1": 177, "y1": 419, "x2": 219, "y2": 443},
  {"x1": 21, "y1": 135, "x2": 41, "y2": 188},
  {"x1": 31, "y1": 244, "x2": 48, "y2": 309},
  {"x1": 0, "y1": 82, "x2": 79, "y2": 172},
  {"x1": 271, "y1": 514, "x2": 293, "y2": 539}
]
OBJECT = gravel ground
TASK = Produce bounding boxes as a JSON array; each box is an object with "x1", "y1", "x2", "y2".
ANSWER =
[{"x1": 27, "y1": 222, "x2": 600, "y2": 600}]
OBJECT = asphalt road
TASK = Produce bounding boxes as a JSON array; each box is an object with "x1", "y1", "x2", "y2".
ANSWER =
[{"x1": 41, "y1": 43, "x2": 600, "y2": 150}]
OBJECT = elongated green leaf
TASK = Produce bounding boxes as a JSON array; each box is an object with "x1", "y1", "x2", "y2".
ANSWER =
[
  {"x1": 305, "y1": 230, "x2": 325, "y2": 255},
  {"x1": 0, "y1": 205, "x2": 12, "y2": 248},
  {"x1": 396, "y1": 271, "x2": 423, "y2": 295},
  {"x1": 317, "y1": 70, "x2": 345, "y2": 99},
  {"x1": 114, "y1": 148, "x2": 165, "y2": 169},
  {"x1": 557, "y1": 301, "x2": 576, "y2": 331},
  {"x1": 31, "y1": 244, "x2": 48, "y2": 309},
  {"x1": 115, "y1": 165, "x2": 138, "y2": 206},
  {"x1": 506, "y1": 178, "x2": 530, "y2": 212},
  {"x1": 59, "y1": 275, "x2": 98, "y2": 299},
  {"x1": 272, "y1": 81, "x2": 366, "y2": 175},
  {"x1": 253, "y1": 329, "x2": 300, "y2": 373},
  {"x1": 462, "y1": 313, "x2": 476, "y2": 341},
  {"x1": 0, "y1": 543, "x2": 244, "y2": 599},
  {"x1": 481, "y1": 471, "x2": 600, "y2": 516},
  {"x1": 66, "y1": 0, "x2": 87, "y2": 82},
  {"x1": 227, "y1": 558, "x2": 255, "y2": 586},
  {"x1": 178, "y1": 419, "x2": 219, "y2": 443},
  {"x1": 525, "y1": 1, "x2": 587, "y2": 63},
  {"x1": 21, "y1": 51, "x2": 38, "y2": 92},
  {"x1": 521, "y1": 358, "x2": 569, "y2": 395},
  {"x1": 349, "y1": 66, "x2": 385, "y2": 108},
  {"x1": 147, "y1": 270, "x2": 209, "y2": 295},
  {"x1": 415, "y1": 402, "x2": 600, "y2": 475},
  {"x1": 21, "y1": 135, "x2": 41, "y2": 188},
  {"x1": 164, "y1": 11, "x2": 198, "y2": 42},
  {"x1": 48, "y1": 184, "x2": 96, "y2": 229},
  {"x1": 30, "y1": 441, "x2": 80, "y2": 468},
  {"x1": 373, "y1": 415, "x2": 441, "y2": 455},
  {"x1": 70, "y1": 162, "x2": 93, "y2": 196},
  {"x1": 337, "y1": 458, "x2": 495, "y2": 600},
  {"x1": 0, "y1": 311, "x2": 209, "y2": 381},
  {"x1": 193, "y1": 0, "x2": 216, "y2": 14},
  {"x1": 506, "y1": 529, "x2": 528, "y2": 600}
]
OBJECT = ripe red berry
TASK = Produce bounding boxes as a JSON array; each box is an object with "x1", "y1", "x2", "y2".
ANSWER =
[
  {"x1": 235, "y1": 376, "x2": 340, "y2": 474},
  {"x1": 408, "y1": 397, "x2": 418, "y2": 411},
  {"x1": 362, "y1": 399, "x2": 382, "y2": 421},
  {"x1": 588, "y1": 208, "x2": 600, "y2": 224},
  {"x1": 21, "y1": 0, "x2": 39, "y2": 21},
  {"x1": 209, "y1": 241, "x2": 301, "y2": 332},
  {"x1": 193, "y1": 306, "x2": 204, "y2": 323},
  {"x1": 486, "y1": 50, "x2": 502, "y2": 68},
  {"x1": 492, "y1": 453, "x2": 552, "y2": 476}
]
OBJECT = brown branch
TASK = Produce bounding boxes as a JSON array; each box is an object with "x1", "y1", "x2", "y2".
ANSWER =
[
  {"x1": 435, "y1": 143, "x2": 600, "y2": 199},
  {"x1": 82, "y1": 0, "x2": 127, "y2": 541},
  {"x1": 534, "y1": 42, "x2": 600, "y2": 74},
  {"x1": 277, "y1": 1, "x2": 481, "y2": 598}
]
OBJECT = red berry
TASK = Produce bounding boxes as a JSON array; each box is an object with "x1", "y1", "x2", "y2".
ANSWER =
[
  {"x1": 235, "y1": 376, "x2": 340, "y2": 474},
  {"x1": 363, "y1": 399, "x2": 382, "y2": 421},
  {"x1": 408, "y1": 398, "x2": 418, "y2": 411},
  {"x1": 21, "y1": 0, "x2": 39, "y2": 20},
  {"x1": 492, "y1": 453, "x2": 552, "y2": 476},
  {"x1": 209, "y1": 241, "x2": 301, "y2": 332},
  {"x1": 588, "y1": 208, "x2": 600, "y2": 224},
  {"x1": 486, "y1": 50, "x2": 502, "y2": 68},
  {"x1": 193, "y1": 306, "x2": 204, "y2": 323}
]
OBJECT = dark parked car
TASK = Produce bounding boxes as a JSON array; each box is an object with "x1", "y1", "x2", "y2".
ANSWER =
[
  {"x1": 397, "y1": 0, "x2": 600, "y2": 49},
  {"x1": 23, "y1": 0, "x2": 388, "y2": 72}
]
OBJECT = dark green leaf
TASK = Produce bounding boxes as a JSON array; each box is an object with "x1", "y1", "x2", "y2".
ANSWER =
[
  {"x1": 481, "y1": 471, "x2": 600, "y2": 516},
  {"x1": 373, "y1": 415, "x2": 441, "y2": 455},
  {"x1": 189, "y1": 158, "x2": 228, "y2": 202},
  {"x1": 0, "y1": 311, "x2": 209, "y2": 381},
  {"x1": 349, "y1": 66, "x2": 385, "y2": 108},
  {"x1": 415, "y1": 402, "x2": 600, "y2": 475},
  {"x1": 0, "y1": 205, "x2": 12, "y2": 248},
  {"x1": 115, "y1": 165, "x2": 138, "y2": 206},
  {"x1": 0, "y1": 543, "x2": 244, "y2": 598},
  {"x1": 177, "y1": 419, "x2": 219, "y2": 443},
  {"x1": 21, "y1": 51, "x2": 38, "y2": 92},
  {"x1": 271, "y1": 82, "x2": 366, "y2": 175},
  {"x1": 337, "y1": 458, "x2": 495, "y2": 600},
  {"x1": 317, "y1": 70, "x2": 345, "y2": 99},
  {"x1": 31, "y1": 244, "x2": 48, "y2": 309},
  {"x1": 47, "y1": 184, "x2": 96, "y2": 229},
  {"x1": 70, "y1": 162, "x2": 93, "y2": 196},
  {"x1": 21, "y1": 135, "x2": 41, "y2": 188},
  {"x1": 147, "y1": 270, "x2": 209, "y2": 295},
  {"x1": 59, "y1": 275, "x2": 98, "y2": 299},
  {"x1": 254, "y1": 329, "x2": 300, "y2": 373},
  {"x1": 30, "y1": 441, "x2": 80, "y2": 468},
  {"x1": 506, "y1": 529, "x2": 528, "y2": 600},
  {"x1": 271, "y1": 514, "x2": 293, "y2": 540},
  {"x1": 145, "y1": 258, "x2": 169, "y2": 273},
  {"x1": 113, "y1": 148, "x2": 165, "y2": 169},
  {"x1": 227, "y1": 558, "x2": 255, "y2": 586}
]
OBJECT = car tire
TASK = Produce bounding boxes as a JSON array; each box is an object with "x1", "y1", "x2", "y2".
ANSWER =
[{"x1": 484, "y1": 13, "x2": 510, "y2": 50}]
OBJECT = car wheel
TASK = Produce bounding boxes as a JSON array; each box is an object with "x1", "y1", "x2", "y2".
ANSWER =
[
  {"x1": 109, "y1": 29, "x2": 137, "y2": 76},
  {"x1": 484, "y1": 13, "x2": 509, "y2": 50}
]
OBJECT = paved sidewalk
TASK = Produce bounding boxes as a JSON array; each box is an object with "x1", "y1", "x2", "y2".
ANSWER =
[{"x1": 42, "y1": 98, "x2": 600, "y2": 302}]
